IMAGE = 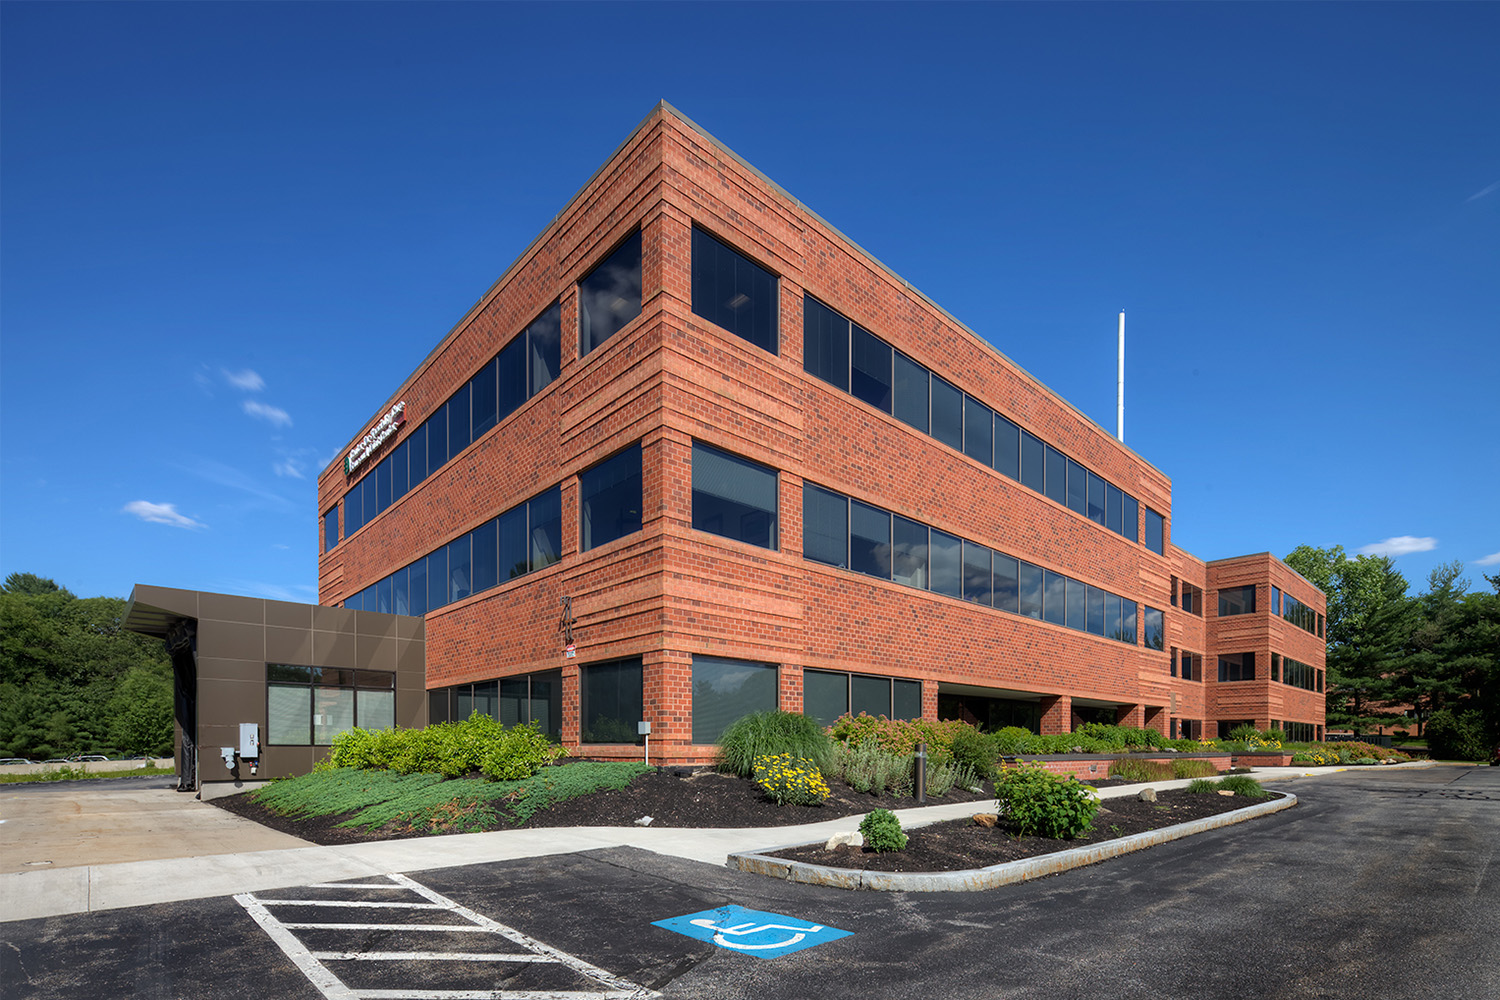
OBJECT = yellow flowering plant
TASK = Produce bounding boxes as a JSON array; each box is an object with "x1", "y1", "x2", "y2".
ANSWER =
[{"x1": 752, "y1": 752, "x2": 831, "y2": 806}]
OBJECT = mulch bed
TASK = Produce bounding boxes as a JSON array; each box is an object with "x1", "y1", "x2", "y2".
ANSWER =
[
  {"x1": 209, "y1": 767, "x2": 997, "y2": 847},
  {"x1": 766, "y1": 789, "x2": 1288, "y2": 873}
]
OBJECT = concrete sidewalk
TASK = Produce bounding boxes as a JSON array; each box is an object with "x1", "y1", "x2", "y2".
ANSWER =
[{"x1": 0, "y1": 762, "x2": 1434, "y2": 923}]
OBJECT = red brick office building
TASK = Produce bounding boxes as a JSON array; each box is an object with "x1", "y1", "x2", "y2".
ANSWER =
[{"x1": 315, "y1": 103, "x2": 1326, "y2": 766}]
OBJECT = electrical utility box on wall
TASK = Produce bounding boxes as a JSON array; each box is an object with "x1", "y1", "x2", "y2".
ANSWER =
[{"x1": 239, "y1": 723, "x2": 260, "y2": 759}]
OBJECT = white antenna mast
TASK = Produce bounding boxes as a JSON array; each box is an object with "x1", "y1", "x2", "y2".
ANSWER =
[{"x1": 1116, "y1": 311, "x2": 1126, "y2": 443}]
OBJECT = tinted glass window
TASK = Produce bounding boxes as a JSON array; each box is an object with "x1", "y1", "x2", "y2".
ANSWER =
[
  {"x1": 963, "y1": 396, "x2": 992, "y2": 465},
  {"x1": 391, "y1": 440, "x2": 409, "y2": 503},
  {"x1": 580, "y1": 657, "x2": 644, "y2": 743},
  {"x1": 1018, "y1": 562, "x2": 1043, "y2": 619},
  {"x1": 1087, "y1": 584, "x2": 1106, "y2": 636},
  {"x1": 324, "y1": 507, "x2": 338, "y2": 552},
  {"x1": 1122, "y1": 494, "x2": 1139, "y2": 543},
  {"x1": 579, "y1": 230, "x2": 642, "y2": 357},
  {"x1": 1066, "y1": 577, "x2": 1086, "y2": 631},
  {"x1": 1087, "y1": 471, "x2": 1106, "y2": 526},
  {"x1": 377, "y1": 575, "x2": 392, "y2": 614},
  {"x1": 1218, "y1": 585, "x2": 1256, "y2": 616},
  {"x1": 692, "y1": 227, "x2": 778, "y2": 354},
  {"x1": 929, "y1": 529, "x2": 962, "y2": 598},
  {"x1": 447, "y1": 534, "x2": 471, "y2": 604},
  {"x1": 471, "y1": 357, "x2": 499, "y2": 439},
  {"x1": 1144, "y1": 507, "x2": 1165, "y2": 554},
  {"x1": 407, "y1": 558, "x2": 427, "y2": 616},
  {"x1": 407, "y1": 425, "x2": 426, "y2": 491},
  {"x1": 802, "y1": 296, "x2": 849, "y2": 391},
  {"x1": 851, "y1": 674, "x2": 891, "y2": 718},
  {"x1": 930, "y1": 376, "x2": 964, "y2": 450},
  {"x1": 376, "y1": 458, "x2": 392, "y2": 512},
  {"x1": 528, "y1": 302, "x2": 562, "y2": 394},
  {"x1": 580, "y1": 445, "x2": 642, "y2": 551},
  {"x1": 427, "y1": 405, "x2": 448, "y2": 473},
  {"x1": 691, "y1": 657, "x2": 777, "y2": 744},
  {"x1": 850, "y1": 500, "x2": 892, "y2": 579},
  {"x1": 1043, "y1": 570, "x2": 1066, "y2": 625},
  {"x1": 498, "y1": 336, "x2": 527, "y2": 425},
  {"x1": 994, "y1": 555, "x2": 1019, "y2": 613},
  {"x1": 448, "y1": 382, "x2": 471, "y2": 456},
  {"x1": 427, "y1": 547, "x2": 447, "y2": 611},
  {"x1": 1020, "y1": 431, "x2": 1045, "y2": 493},
  {"x1": 498, "y1": 504, "x2": 528, "y2": 580},
  {"x1": 1045, "y1": 446, "x2": 1067, "y2": 506},
  {"x1": 529, "y1": 486, "x2": 562, "y2": 571},
  {"x1": 1120, "y1": 600, "x2": 1137, "y2": 644},
  {"x1": 392, "y1": 566, "x2": 410, "y2": 616},
  {"x1": 471, "y1": 519, "x2": 498, "y2": 593},
  {"x1": 1105, "y1": 593, "x2": 1122, "y2": 641},
  {"x1": 892, "y1": 679, "x2": 922, "y2": 720},
  {"x1": 803, "y1": 669, "x2": 848, "y2": 726},
  {"x1": 850, "y1": 325, "x2": 892, "y2": 412},
  {"x1": 893, "y1": 352, "x2": 929, "y2": 432},
  {"x1": 1066, "y1": 458, "x2": 1087, "y2": 515},
  {"x1": 994, "y1": 415, "x2": 1019, "y2": 479},
  {"x1": 1106, "y1": 483, "x2": 1123, "y2": 534},
  {"x1": 1272, "y1": 586, "x2": 1282, "y2": 615},
  {"x1": 803, "y1": 484, "x2": 848, "y2": 567},
  {"x1": 1144, "y1": 606, "x2": 1164, "y2": 649},
  {"x1": 692, "y1": 442, "x2": 778, "y2": 549},
  {"x1": 892, "y1": 516, "x2": 929, "y2": 589},
  {"x1": 962, "y1": 541, "x2": 992, "y2": 605}
]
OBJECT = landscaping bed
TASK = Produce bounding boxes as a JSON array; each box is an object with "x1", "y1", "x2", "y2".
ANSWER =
[
  {"x1": 764, "y1": 788, "x2": 1289, "y2": 874},
  {"x1": 211, "y1": 763, "x2": 995, "y2": 845}
]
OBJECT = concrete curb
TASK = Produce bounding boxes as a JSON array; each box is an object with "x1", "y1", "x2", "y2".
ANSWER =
[{"x1": 728, "y1": 791, "x2": 1298, "y2": 891}]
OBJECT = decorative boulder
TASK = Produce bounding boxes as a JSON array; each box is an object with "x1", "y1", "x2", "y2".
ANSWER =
[
  {"x1": 971, "y1": 813, "x2": 999, "y2": 828},
  {"x1": 825, "y1": 831, "x2": 863, "y2": 850},
  {"x1": 1137, "y1": 788, "x2": 1157, "y2": 802},
  {"x1": 1217, "y1": 789, "x2": 1235, "y2": 797}
]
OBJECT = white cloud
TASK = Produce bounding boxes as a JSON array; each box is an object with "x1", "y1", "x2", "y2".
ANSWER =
[
  {"x1": 243, "y1": 400, "x2": 292, "y2": 427},
  {"x1": 223, "y1": 368, "x2": 266, "y2": 391},
  {"x1": 1465, "y1": 179, "x2": 1500, "y2": 203},
  {"x1": 1475, "y1": 551, "x2": 1500, "y2": 567},
  {"x1": 225, "y1": 579, "x2": 318, "y2": 602},
  {"x1": 273, "y1": 459, "x2": 305, "y2": 479},
  {"x1": 1356, "y1": 536, "x2": 1438, "y2": 558},
  {"x1": 122, "y1": 500, "x2": 205, "y2": 530}
]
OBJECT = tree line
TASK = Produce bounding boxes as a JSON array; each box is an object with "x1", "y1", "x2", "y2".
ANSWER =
[
  {"x1": 1285, "y1": 547, "x2": 1499, "y2": 759},
  {"x1": 0, "y1": 572, "x2": 174, "y2": 760}
]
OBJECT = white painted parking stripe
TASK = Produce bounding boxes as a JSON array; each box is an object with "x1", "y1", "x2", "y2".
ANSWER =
[
  {"x1": 235, "y1": 893, "x2": 360, "y2": 1000},
  {"x1": 308, "y1": 882, "x2": 409, "y2": 889},
  {"x1": 280, "y1": 923, "x2": 492, "y2": 932},
  {"x1": 311, "y1": 951, "x2": 555, "y2": 963},
  {"x1": 255, "y1": 899, "x2": 445, "y2": 909},
  {"x1": 384, "y1": 873, "x2": 657, "y2": 997},
  {"x1": 352, "y1": 992, "x2": 648, "y2": 999}
]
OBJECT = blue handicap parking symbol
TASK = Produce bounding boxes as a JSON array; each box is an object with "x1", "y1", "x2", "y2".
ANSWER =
[{"x1": 652, "y1": 904, "x2": 851, "y2": 959}]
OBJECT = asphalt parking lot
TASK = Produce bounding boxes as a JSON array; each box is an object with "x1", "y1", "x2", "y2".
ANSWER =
[{"x1": 2, "y1": 766, "x2": 1496, "y2": 1000}]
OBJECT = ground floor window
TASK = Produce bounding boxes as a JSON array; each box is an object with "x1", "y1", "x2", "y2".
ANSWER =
[
  {"x1": 1217, "y1": 719, "x2": 1254, "y2": 738},
  {"x1": 1283, "y1": 721, "x2": 1316, "y2": 742},
  {"x1": 937, "y1": 693, "x2": 1040, "y2": 732},
  {"x1": 803, "y1": 669, "x2": 921, "y2": 726},
  {"x1": 581, "y1": 657, "x2": 644, "y2": 743},
  {"x1": 427, "y1": 670, "x2": 563, "y2": 741},
  {"x1": 691, "y1": 657, "x2": 777, "y2": 744},
  {"x1": 267, "y1": 664, "x2": 394, "y2": 745}
]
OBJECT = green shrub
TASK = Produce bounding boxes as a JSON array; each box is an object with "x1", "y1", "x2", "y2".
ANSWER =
[
  {"x1": 827, "y1": 714, "x2": 960, "y2": 764},
  {"x1": 717, "y1": 711, "x2": 833, "y2": 777},
  {"x1": 924, "y1": 759, "x2": 978, "y2": 798},
  {"x1": 1186, "y1": 775, "x2": 1269, "y2": 798},
  {"x1": 994, "y1": 763, "x2": 1099, "y2": 839},
  {"x1": 827, "y1": 740, "x2": 912, "y2": 797},
  {"x1": 1355, "y1": 757, "x2": 1379, "y2": 766},
  {"x1": 949, "y1": 724, "x2": 1000, "y2": 778},
  {"x1": 1425, "y1": 710, "x2": 1489, "y2": 762},
  {"x1": 992, "y1": 726, "x2": 1034, "y2": 755},
  {"x1": 1109, "y1": 758, "x2": 1173, "y2": 783},
  {"x1": 1228, "y1": 724, "x2": 1260, "y2": 742},
  {"x1": 1171, "y1": 759, "x2": 1219, "y2": 779},
  {"x1": 752, "y1": 753, "x2": 830, "y2": 806},
  {"x1": 859, "y1": 808, "x2": 907, "y2": 852},
  {"x1": 478, "y1": 721, "x2": 566, "y2": 780},
  {"x1": 1263, "y1": 728, "x2": 1287, "y2": 744}
]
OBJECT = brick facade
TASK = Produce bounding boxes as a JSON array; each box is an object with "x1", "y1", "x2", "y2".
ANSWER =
[{"x1": 316, "y1": 103, "x2": 1326, "y2": 765}]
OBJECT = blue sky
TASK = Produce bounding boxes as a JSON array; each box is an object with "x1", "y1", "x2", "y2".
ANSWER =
[{"x1": 2, "y1": 2, "x2": 1496, "y2": 604}]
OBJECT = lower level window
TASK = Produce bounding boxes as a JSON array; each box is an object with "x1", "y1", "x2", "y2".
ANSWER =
[
  {"x1": 428, "y1": 670, "x2": 563, "y2": 741},
  {"x1": 1217, "y1": 652, "x2": 1256, "y2": 682},
  {"x1": 803, "y1": 668, "x2": 921, "y2": 726},
  {"x1": 581, "y1": 657, "x2": 644, "y2": 743},
  {"x1": 691, "y1": 657, "x2": 777, "y2": 744},
  {"x1": 267, "y1": 664, "x2": 394, "y2": 745}
]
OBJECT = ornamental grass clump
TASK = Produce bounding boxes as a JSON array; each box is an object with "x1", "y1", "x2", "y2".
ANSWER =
[
  {"x1": 752, "y1": 753, "x2": 831, "y2": 806},
  {"x1": 859, "y1": 808, "x2": 907, "y2": 852},
  {"x1": 1186, "y1": 775, "x2": 1270, "y2": 798},
  {"x1": 994, "y1": 762, "x2": 1099, "y2": 839},
  {"x1": 717, "y1": 711, "x2": 833, "y2": 778},
  {"x1": 826, "y1": 740, "x2": 912, "y2": 797}
]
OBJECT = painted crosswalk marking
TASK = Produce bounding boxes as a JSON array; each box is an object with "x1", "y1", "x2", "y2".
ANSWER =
[{"x1": 236, "y1": 872, "x2": 658, "y2": 1000}]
